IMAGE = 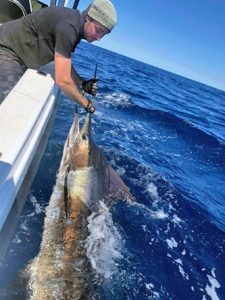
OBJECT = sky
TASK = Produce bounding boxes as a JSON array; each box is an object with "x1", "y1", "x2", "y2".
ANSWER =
[{"x1": 76, "y1": 0, "x2": 225, "y2": 92}]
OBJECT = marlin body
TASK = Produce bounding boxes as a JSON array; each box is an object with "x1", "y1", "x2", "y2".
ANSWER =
[{"x1": 27, "y1": 112, "x2": 132, "y2": 300}]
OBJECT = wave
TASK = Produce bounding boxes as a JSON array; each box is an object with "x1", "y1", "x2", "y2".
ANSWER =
[
  {"x1": 102, "y1": 150, "x2": 225, "y2": 299},
  {"x1": 99, "y1": 92, "x2": 225, "y2": 157}
]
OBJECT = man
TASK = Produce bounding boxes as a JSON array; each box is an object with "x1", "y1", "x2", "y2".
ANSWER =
[{"x1": 0, "y1": 0, "x2": 117, "y2": 113}]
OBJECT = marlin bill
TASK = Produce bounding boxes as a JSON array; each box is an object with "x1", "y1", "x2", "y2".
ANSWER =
[{"x1": 27, "y1": 111, "x2": 133, "y2": 299}]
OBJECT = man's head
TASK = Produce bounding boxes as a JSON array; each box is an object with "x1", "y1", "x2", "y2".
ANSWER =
[{"x1": 84, "y1": 0, "x2": 117, "y2": 43}]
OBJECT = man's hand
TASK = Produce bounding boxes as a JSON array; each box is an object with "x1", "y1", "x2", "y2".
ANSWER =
[
  {"x1": 85, "y1": 99, "x2": 96, "y2": 113},
  {"x1": 82, "y1": 78, "x2": 98, "y2": 96}
]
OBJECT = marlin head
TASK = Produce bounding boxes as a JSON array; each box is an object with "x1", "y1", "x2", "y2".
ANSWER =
[
  {"x1": 70, "y1": 113, "x2": 93, "y2": 169},
  {"x1": 69, "y1": 113, "x2": 110, "y2": 204}
]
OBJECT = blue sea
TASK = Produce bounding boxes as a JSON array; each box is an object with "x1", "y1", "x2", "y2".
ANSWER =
[{"x1": 0, "y1": 41, "x2": 225, "y2": 299}]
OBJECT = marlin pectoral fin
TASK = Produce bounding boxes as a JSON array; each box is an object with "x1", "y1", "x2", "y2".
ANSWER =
[{"x1": 109, "y1": 166, "x2": 133, "y2": 200}]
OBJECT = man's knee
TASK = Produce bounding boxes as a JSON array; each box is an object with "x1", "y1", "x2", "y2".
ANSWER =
[{"x1": 0, "y1": 59, "x2": 26, "y2": 104}]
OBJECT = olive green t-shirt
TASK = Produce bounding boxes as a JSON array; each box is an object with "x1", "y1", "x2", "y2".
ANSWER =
[{"x1": 0, "y1": 6, "x2": 85, "y2": 68}]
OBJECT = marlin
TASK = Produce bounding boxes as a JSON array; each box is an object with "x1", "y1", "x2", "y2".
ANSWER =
[{"x1": 27, "y1": 111, "x2": 132, "y2": 299}]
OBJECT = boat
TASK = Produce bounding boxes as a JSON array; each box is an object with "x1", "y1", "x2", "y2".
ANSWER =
[{"x1": 0, "y1": 0, "x2": 80, "y2": 261}]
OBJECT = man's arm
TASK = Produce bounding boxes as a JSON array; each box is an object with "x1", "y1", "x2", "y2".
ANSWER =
[{"x1": 54, "y1": 52, "x2": 90, "y2": 109}]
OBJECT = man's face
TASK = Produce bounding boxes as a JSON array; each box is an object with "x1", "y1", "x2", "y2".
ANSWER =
[{"x1": 84, "y1": 17, "x2": 109, "y2": 43}]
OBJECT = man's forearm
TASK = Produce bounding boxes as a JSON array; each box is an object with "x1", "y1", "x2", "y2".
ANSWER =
[
  {"x1": 54, "y1": 53, "x2": 89, "y2": 109},
  {"x1": 58, "y1": 78, "x2": 89, "y2": 108}
]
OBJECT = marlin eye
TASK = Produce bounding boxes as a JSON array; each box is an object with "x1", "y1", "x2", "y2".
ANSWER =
[{"x1": 82, "y1": 134, "x2": 88, "y2": 141}]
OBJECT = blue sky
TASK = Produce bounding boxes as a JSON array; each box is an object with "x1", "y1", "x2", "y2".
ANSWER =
[{"x1": 77, "y1": 0, "x2": 225, "y2": 91}]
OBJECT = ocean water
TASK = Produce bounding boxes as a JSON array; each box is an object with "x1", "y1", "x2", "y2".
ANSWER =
[{"x1": 0, "y1": 41, "x2": 225, "y2": 299}]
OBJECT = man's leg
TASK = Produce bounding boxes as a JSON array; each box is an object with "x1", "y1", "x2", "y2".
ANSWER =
[{"x1": 0, "y1": 49, "x2": 26, "y2": 104}]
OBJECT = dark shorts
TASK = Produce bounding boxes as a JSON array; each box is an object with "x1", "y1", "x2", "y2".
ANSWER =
[{"x1": 0, "y1": 47, "x2": 27, "y2": 104}]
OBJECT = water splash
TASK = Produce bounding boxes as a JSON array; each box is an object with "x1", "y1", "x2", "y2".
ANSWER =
[{"x1": 85, "y1": 201, "x2": 123, "y2": 279}]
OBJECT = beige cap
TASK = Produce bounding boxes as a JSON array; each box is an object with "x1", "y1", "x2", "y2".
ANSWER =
[{"x1": 88, "y1": 0, "x2": 117, "y2": 32}]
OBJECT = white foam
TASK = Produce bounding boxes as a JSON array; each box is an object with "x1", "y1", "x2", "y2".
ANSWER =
[
  {"x1": 178, "y1": 265, "x2": 189, "y2": 280},
  {"x1": 153, "y1": 291, "x2": 160, "y2": 298},
  {"x1": 205, "y1": 268, "x2": 221, "y2": 300},
  {"x1": 85, "y1": 201, "x2": 123, "y2": 279},
  {"x1": 146, "y1": 182, "x2": 160, "y2": 202},
  {"x1": 19, "y1": 221, "x2": 29, "y2": 232},
  {"x1": 116, "y1": 167, "x2": 126, "y2": 176},
  {"x1": 166, "y1": 237, "x2": 178, "y2": 249},
  {"x1": 172, "y1": 214, "x2": 182, "y2": 225},
  {"x1": 145, "y1": 282, "x2": 160, "y2": 298},
  {"x1": 12, "y1": 234, "x2": 21, "y2": 244},
  {"x1": 145, "y1": 283, "x2": 154, "y2": 290},
  {"x1": 129, "y1": 201, "x2": 169, "y2": 223},
  {"x1": 182, "y1": 249, "x2": 186, "y2": 255},
  {"x1": 175, "y1": 258, "x2": 183, "y2": 265},
  {"x1": 30, "y1": 196, "x2": 44, "y2": 215},
  {"x1": 152, "y1": 209, "x2": 168, "y2": 219},
  {"x1": 102, "y1": 92, "x2": 132, "y2": 108},
  {"x1": 173, "y1": 258, "x2": 189, "y2": 280},
  {"x1": 211, "y1": 268, "x2": 217, "y2": 278}
]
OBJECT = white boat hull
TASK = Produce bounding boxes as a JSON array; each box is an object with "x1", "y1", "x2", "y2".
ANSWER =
[{"x1": 0, "y1": 68, "x2": 59, "y2": 260}]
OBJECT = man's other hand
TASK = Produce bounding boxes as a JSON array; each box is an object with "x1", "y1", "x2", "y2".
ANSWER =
[{"x1": 82, "y1": 78, "x2": 98, "y2": 96}]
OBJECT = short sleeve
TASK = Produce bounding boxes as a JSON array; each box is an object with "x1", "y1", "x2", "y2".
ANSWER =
[{"x1": 54, "y1": 23, "x2": 78, "y2": 58}]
